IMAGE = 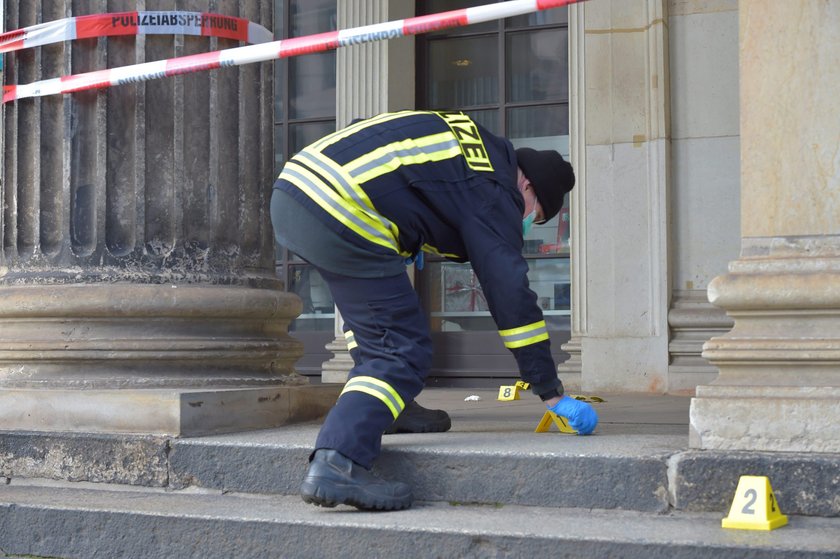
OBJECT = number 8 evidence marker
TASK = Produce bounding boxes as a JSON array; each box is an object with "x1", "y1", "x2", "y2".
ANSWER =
[
  {"x1": 497, "y1": 381, "x2": 530, "y2": 401},
  {"x1": 3, "y1": 0, "x2": 586, "y2": 104}
]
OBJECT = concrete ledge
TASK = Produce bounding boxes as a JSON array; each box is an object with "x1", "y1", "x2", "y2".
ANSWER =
[
  {"x1": 374, "y1": 447, "x2": 671, "y2": 512},
  {"x1": 0, "y1": 384, "x2": 340, "y2": 436},
  {"x1": 3, "y1": 427, "x2": 839, "y2": 516},
  {"x1": 672, "y1": 450, "x2": 840, "y2": 517},
  {"x1": 0, "y1": 432, "x2": 169, "y2": 487},
  {"x1": 169, "y1": 432, "x2": 673, "y2": 512},
  {"x1": 2, "y1": 485, "x2": 839, "y2": 559}
]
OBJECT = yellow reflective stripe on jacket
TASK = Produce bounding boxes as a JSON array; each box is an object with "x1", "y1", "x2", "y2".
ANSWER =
[
  {"x1": 498, "y1": 320, "x2": 549, "y2": 349},
  {"x1": 340, "y1": 376, "x2": 405, "y2": 419},
  {"x1": 300, "y1": 150, "x2": 376, "y2": 212},
  {"x1": 421, "y1": 243, "x2": 462, "y2": 260},
  {"x1": 436, "y1": 111, "x2": 495, "y2": 172},
  {"x1": 278, "y1": 160, "x2": 400, "y2": 254},
  {"x1": 343, "y1": 330, "x2": 358, "y2": 351},
  {"x1": 298, "y1": 149, "x2": 403, "y2": 246},
  {"x1": 345, "y1": 132, "x2": 462, "y2": 185}
]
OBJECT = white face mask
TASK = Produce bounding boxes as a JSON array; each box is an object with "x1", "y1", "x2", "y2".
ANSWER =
[
  {"x1": 522, "y1": 209, "x2": 537, "y2": 237},
  {"x1": 522, "y1": 195, "x2": 537, "y2": 236}
]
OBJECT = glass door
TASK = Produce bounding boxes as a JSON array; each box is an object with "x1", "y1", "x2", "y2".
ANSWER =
[{"x1": 416, "y1": 1, "x2": 571, "y2": 385}]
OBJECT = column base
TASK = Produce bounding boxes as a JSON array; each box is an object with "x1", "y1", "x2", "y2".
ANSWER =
[
  {"x1": 690, "y1": 385, "x2": 840, "y2": 453},
  {"x1": 321, "y1": 337, "x2": 354, "y2": 384},
  {"x1": 694, "y1": 236, "x2": 840, "y2": 452},
  {"x1": 0, "y1": 384, "x2": 341, "y2": 436},
  {"x1": 668, "y1": 290, "x2": 733, "y2": 393},
  {"x1": 557, "y1": 336, "x2": 582, "y2": 392},
  {"x1": 0, "y1": 284, "x2": 304, "y2": 387}
]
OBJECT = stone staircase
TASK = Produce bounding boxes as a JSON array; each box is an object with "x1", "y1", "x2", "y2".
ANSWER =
[{"x1": 1, "y1": 391, "x2": 839, "y2": 558}]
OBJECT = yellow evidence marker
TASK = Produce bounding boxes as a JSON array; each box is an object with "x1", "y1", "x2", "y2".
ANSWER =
[
  {"x1": 497, "y1": 385, "x2": 520, "y2": 401},
  {"x1": 568, "y1": 395, "x2": 605, "y2": 403},
  {"x1": 534, "y1": 410, "x2": 576, "y2": 434},
  {"x1": 721, "y1": 475, "x2": 788, "y2": 531},
  {"x1": 497, "y1": 381, "x2": 530, "y2": 401}
]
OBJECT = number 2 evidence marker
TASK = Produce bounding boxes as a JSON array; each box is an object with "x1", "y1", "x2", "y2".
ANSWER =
[{"x1": 722, "y1": 475, "x2": 788, "y2": 531}]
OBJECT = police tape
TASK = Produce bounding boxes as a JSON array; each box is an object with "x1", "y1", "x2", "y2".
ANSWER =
[
  {"x1": 0, "y1": 11, "x2": 273, "y2": 54},
  {"x1": 2, "y1": 0, "x2": 584, "y2": 104}
]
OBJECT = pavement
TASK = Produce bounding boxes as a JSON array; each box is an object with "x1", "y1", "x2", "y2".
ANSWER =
[{"x1": 410, "y1": 386, "x2": 691, "y2": 438}]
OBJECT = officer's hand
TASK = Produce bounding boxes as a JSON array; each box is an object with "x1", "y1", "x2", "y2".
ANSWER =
[{"x1": 547, "y1": 395, "x2": 598, "y2": 435}]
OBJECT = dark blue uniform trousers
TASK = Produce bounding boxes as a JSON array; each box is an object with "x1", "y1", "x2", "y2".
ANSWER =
[{"x1": 314, "y1": 268, "x2": 433, "y2": 468}]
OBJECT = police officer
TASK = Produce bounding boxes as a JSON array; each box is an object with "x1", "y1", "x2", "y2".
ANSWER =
[{"x1": 270, "y1": 110, "x2": 598, "y2": 511}]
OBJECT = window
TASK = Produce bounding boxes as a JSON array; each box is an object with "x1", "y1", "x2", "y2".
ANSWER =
[
  {"x1": 273, "y1": 0, "x2": 337, "y2": 332},
  {"x1": 416, "y1": 1, "x2": 571, "y2": 333}
]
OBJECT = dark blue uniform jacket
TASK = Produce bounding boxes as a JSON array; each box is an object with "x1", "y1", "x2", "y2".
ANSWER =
[{"x1": 273, "y1": 110, "x2": 562, "y2": 396}]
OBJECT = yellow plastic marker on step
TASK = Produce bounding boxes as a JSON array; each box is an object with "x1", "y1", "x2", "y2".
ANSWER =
[
  {"x1": 497, "y1": 381, "x2": 530, "y2": 401},
  {"x1": 497, "y1": 385, "x2": 520, "y2": 401},
  {"x1": 534, "y1": 410, "x2": 576, "y2": 434},
  {"x1": 568, "y1": 394, "x2": 605, "y2": 403},
  {"x1": 721, "y1": 475, "x2": 788, "y2": 531}
]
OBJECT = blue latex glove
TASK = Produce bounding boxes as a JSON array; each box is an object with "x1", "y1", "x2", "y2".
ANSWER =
[
  {"x1": 404, "y1": 251, "x2": 425, "y2": 270},
  {"x1": 547, "y1": 395, "x2": 598, "y2": 435}
]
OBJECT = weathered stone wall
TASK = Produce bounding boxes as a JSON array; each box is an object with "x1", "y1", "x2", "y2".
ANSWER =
[{"x1": 0, "y1": 1, "x2": 329, "y2": 435}]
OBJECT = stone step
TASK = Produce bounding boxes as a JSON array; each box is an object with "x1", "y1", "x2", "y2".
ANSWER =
[
  {"x1": 1, "y1": 483, "x2": 838, "y2": 559},
  {"x1": 168, "y1": 426, "x2": 682, "y2": 513},
  {"x1": 3, "y1": 423, "x2": 839, "y2": 516},
  {"x1": 3, "y1": 392, "x2": 839, "y2": 517},
  {"x1": 166, "y1": 425, "x2": 840, "y2": 517}
]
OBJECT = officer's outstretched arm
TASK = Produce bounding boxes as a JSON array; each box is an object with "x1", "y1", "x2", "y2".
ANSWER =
[{"x1": 457, "y1": 208, "x2": 562, "y2": 400}]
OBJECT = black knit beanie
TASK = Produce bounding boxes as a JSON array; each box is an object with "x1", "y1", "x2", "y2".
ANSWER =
[{"x1": 515, "y1": 148, "x2": 575, "y2": 223}]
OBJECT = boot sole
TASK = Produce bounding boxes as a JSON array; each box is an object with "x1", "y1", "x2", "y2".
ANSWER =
[
  {"x1": 384, "y1": 416, "x2": 451, "y2": 435},
  {"x1": 300, "y1": 478, "x2": 412, "y2": 511}
]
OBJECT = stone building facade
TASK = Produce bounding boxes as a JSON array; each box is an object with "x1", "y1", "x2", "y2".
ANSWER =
[{"x1": 1, "y1": 0, "x2": 838, "y2": 454}]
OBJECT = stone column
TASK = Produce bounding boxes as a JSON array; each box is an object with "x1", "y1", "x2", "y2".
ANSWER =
[
  {"x1": 692, "y1": 0, "x2": 840, "y2": 452},
  {"x1": 0, "y1": 0, "x2": 336, "y2": 436},
  {"x1": 322, "y1": 0, "x2": 415, "y2": 383},
  {"x1": 574, "y1": 0, "x2": 672, "y2": 392},
  {"x1": 556, "y1": 2, "x2": 586, "y2": 392}
]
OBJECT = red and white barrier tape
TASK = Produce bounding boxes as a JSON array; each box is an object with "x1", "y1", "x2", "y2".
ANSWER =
[
  {"x1": 3, "y1": 0, "x2": 583, "y2": 104},
  {"x1": 0, "y1": 11, "x2": 273, "y2": 53}
]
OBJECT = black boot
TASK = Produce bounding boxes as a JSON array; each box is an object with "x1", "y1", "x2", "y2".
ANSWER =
[
  {"x1": 384, "y1": 401, "x2": 451, "y2": 434},
  {"x1": 300, "y1": 449, "x2": 413, "y2": 511}
]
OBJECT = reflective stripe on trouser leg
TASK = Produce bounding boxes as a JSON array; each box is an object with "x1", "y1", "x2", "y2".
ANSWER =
[
  {"x1": 498, "y1": 320, "x2": 549, "y2": 349},
  {"x1": 314, "y1": 268, "x2": 432, "y2": 468},
  {"x1": 343, "y1": 328, "x2": 361, "y2": 366},
  {"x1": 344, "y1": 329, "x2": 358, "y2": 351},
  {"x1": 340, "y1": 376, "x2": 405, "y2": 419}
]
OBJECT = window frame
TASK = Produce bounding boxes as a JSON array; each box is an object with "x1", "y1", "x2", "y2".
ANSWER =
[
  {"x1": 415, "y1": 4, "x2": 571, "y2": 266},
  {"x1": 273, "y1": 0, "x2": 337, "y2": 332}
]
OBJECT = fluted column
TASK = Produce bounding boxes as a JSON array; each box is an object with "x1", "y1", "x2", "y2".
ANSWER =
[
  {"x1": 691, "y1": 0, "x2": 840, "y2": 452},
  {"x1": 0, "y1": 0, "x2": 336, "y2": 435},
  {"x1": 322, "y1": 0, "x2": 415, "y2": 383}
]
